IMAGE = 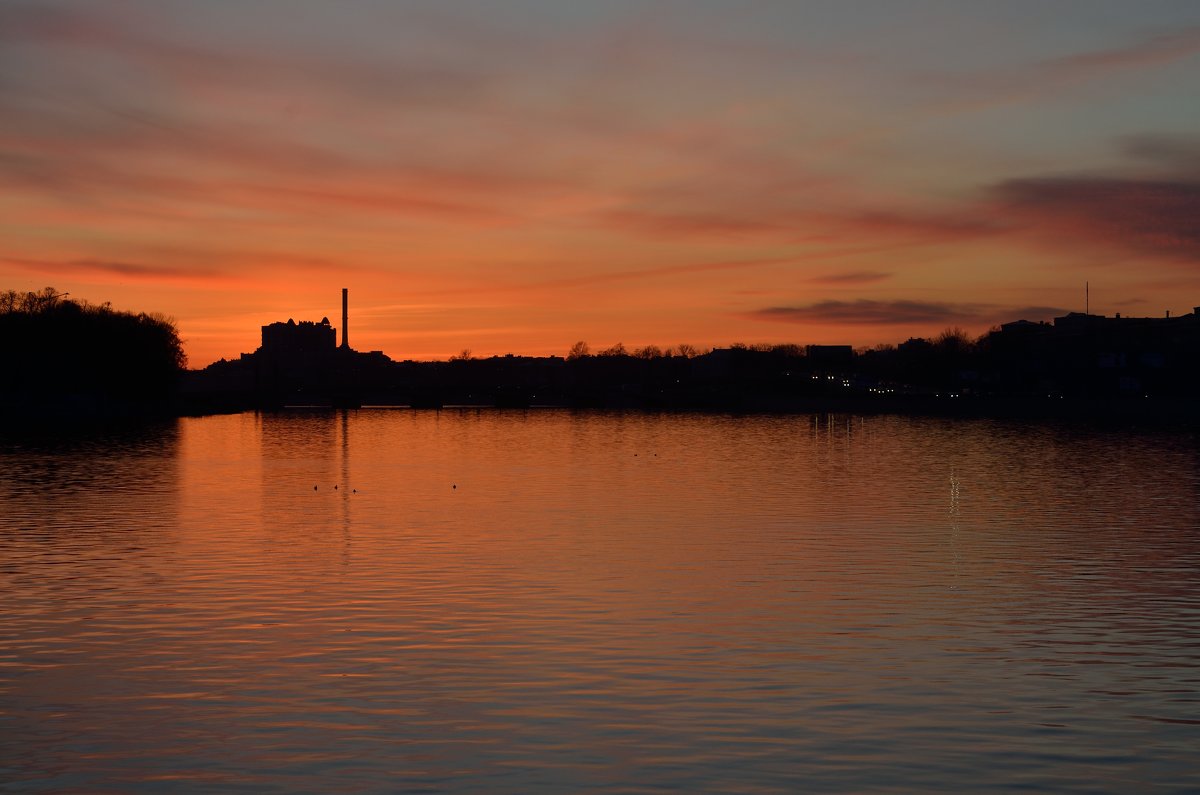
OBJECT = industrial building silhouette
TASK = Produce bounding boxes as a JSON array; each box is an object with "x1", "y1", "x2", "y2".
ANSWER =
[
  {"x1": 189, "y1": 288, "x2": 391, "y2": 409},
  {"x1": 261, "y1": 317, "x2": 335, "y2": 356},
  {"x1": 261, "y1": 288, "x2": 352, "y2": 356}
]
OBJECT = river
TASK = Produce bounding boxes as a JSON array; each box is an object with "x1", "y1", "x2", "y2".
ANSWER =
[{"x1": 2, "y1": 410, "x2": 1198, "y2": 792}]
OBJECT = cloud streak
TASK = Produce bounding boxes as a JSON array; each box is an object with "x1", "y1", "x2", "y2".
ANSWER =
[
  {"x1": 1036, "y1": 27, "x2": 1200, "y2": 81},
  {"x1": 808, "y1": 271, "x2": 892, "y2": 285},
  {"x1": 598, "y1": 205, "x2": 1003, "y2": 248},
  {"x1": 992, "y1": 176, "x2": 1200, "y2": 260},
  {"x1": 927, "y1": 27, "x2": 1200, "y2": 113},
  {"x1": 752, "y1": 300, "x2": 1067, "y2": 327},
  {"x1": 1121, "y1": 134, "x2": 1200, "y2": 174},
  {"x1": 0, "y1": 3, "x2": 496, "y2": 110},
  {"x1": 5, "y1": 256, "x2": 223, "y2": 282}
]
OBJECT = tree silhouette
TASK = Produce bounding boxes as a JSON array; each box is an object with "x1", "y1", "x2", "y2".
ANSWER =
[{"x1": 1, "y1": 287, "x2": 186, "y2": 409}]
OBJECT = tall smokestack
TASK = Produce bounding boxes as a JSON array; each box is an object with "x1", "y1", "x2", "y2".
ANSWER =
[{"x1": 341, "y1": 288, "x2": 348, "y2": 349}]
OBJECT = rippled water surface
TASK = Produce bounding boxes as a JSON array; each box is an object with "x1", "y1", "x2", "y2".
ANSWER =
[{"x1": 2, "y1": 410, "x2": 1199, "y2": 792}]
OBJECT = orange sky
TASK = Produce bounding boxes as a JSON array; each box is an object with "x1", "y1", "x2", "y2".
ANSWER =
[{"x1": 3, "y1": 1, "x2": 1200, "y2": 366}]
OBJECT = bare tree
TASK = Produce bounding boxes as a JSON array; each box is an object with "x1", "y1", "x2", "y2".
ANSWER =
[
  {"x1": 635, "y1": 345, "x2": 663, "y2": 359},
  {"x1": 2, "y1": 287, "x2": 66, "y2": 314},
  {"x1": 934, "y1": 327, "x2": 973, "y2": 353},
  {"x1": 567, "y1": 340, "x2": 590, "y2": 360}
]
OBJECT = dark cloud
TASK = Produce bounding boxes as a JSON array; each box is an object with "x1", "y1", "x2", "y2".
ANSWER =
[
  {"x1": 600, "y1": 205, "x2": 1000, "y2": 246},
  {"x1": 596, "y1": 135, "x2": 1200, "y2": 266},
  {"x1": 1120, "y1": 134, "x2": 1200, "y2": 175},
  {"x1": 808, "y1": 271, "x2": 891, "y2": 285},
  {"x1": 754, "y1": 300, "x2": 986, "y2": 325},
  {"x1": 992, "y1": 176, "x2": 1200, "y2": 259},
  {"x1": 6, "y1": 257, "x2": 222, "y2": 280},
  {"x1": 70, "y1": 259, "x2": 210, "y2": 278},
  {"x1": 752, "y1": 300, "x2": 1067, "y2": 326}
]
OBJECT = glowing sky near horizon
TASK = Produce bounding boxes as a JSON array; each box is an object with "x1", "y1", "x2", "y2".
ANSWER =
[{"x1": 3, "y1": 0, "x2": 1200, "y2": 366}]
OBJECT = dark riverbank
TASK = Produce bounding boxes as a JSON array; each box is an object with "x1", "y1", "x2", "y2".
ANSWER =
[
  {"x1": 1, "y1": 288, "x2": 186, "y2": 425},
  {"x1": 6, "y1": 286, "x2": 1198, "y2": 427}
]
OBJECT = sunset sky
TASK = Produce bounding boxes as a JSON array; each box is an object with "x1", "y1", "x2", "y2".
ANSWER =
[{"x1": 3, "y1": 0, "x2": 1200, "y2": 366}]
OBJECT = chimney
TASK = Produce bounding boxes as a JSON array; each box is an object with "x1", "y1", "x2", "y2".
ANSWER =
[{"x1": 341, "y1": 288, "x2": 348, "y2": 349}]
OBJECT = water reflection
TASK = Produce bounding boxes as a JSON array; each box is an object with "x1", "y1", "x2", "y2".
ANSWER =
[
  {"x1": 0, "y1": 421, "x2": 183, "y2": 790},
  {"x1": 1, "y1": 411, "x2": 1198, "y2": 793},
  {"x1": 0, "y1": 419, "x2": 181, "y2": 558}
]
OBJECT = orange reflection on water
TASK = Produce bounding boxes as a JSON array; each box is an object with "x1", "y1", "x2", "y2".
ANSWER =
[{"x1": 2, "y1": 411, "x2": 1199, "y2": 791}]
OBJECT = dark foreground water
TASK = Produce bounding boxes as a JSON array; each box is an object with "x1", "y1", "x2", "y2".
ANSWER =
[{"x1": 2, "y1": 410, "x2": 1198, "y2": 793}]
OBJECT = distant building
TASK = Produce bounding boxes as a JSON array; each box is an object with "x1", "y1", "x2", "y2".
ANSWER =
[
  {"x1": 261, "y1": 317, "x2": 336, "y2": 356},
  {"x1": 897, "y1": 337, "x2": 932, "y2": 353},
  {"x1": 1057, "y1": 307, "x2": 1200, "y2": 327},
  {"x1": 999, "y1": 319, "x2": 1048, "y2": 333},
  {"x1": 805, "y1": 345, "x2": 854, "y2": 366}
]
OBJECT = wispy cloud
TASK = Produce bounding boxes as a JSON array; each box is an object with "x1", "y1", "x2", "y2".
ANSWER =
[
  {"x1": 0, "y1": 3, "x2": 495, "y2": 110},
  {"x1": 598, "y1": 209, "x2": 793, "y2": 240},
  {"x1": 992, "y1": 176, "x2": 1200, "y2": 260},
  {"x1": 1035, "y1": 28, "x2": 1200, "y2": 81},
  {"x1": 808, "y1": 271, "x2": 892, "y2": 285},
  {"x1": 5, "y1": 256, "x2": 223, "y2": 282},
  {"x1": 754, "y1": 300, "x2": 985, "y2": 325},
  {"x1": 751, "y1": 300, "x2": 1067, "y2": 326},
  {"x1": 599, "y1": 205, "x2": 1001, "y2": 247},
  {"x1": 3, "y1": 250, "x2": 363, "y2": 284},
  {"x1": 409, "y1": 256, "x2": 795, "y2": 299},
  {"x1": 929, "y1": 27, "x2": 1200, "y2": 112},
  {"x1": 1119, "y1": 133, "x2": 1200, "y2": 175}
]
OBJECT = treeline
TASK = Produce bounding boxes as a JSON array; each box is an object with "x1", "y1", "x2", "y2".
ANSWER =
[
  {"x1": 1, "y1": 287, "x2": 186, "y2": 417},
  {"x1": 539, "y1": 319, "x2": 1199, "y2": 401},
  {"x1": 558, "y1": 336, "x2": 955, "y2": 364},
  {"x1": 564, "y1": 341, "x2": 708, "y2": 360}
]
